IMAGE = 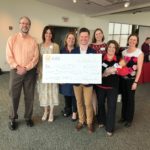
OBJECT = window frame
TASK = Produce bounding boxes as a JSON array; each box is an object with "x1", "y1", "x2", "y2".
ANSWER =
[{"x1": 108, "y1": 22, "x2": 132, "y2": 47}]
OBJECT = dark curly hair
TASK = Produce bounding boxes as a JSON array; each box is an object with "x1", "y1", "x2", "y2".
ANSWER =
[{"x1": 106, "y1": 40, "x2": 120, "y2": 54}]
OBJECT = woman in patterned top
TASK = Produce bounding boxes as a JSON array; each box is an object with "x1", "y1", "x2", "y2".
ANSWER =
[
  {"x1": 90, "y1": 28, "x2": 107, "y2": 54},
  {"x1": 90, "y1": 28, "x2": 107, "y2": 116},
  {"x1": 119, "y1": 34, "x2": 144, "y2": 127}
]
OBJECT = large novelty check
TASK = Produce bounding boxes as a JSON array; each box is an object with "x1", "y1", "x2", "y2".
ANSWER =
[{"x1": 42, "y1": 54, "x2": 102, "y2": 84}]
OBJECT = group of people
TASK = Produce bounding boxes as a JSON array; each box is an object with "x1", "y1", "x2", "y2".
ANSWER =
[{"x1": 6, "y1": 16, "x2": 144, "y2": 137}]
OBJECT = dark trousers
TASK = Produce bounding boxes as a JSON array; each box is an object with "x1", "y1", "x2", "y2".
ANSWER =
[
  {"x1": 121, "y1": 78, "x2": 135, "y2": 122},
  {"x1": 96, "y1": 87, "x2": 118, "y2": 132},
  {"x1": 64, "y1": 96, "x2": 77, "y2": 114},
  {"x1": 9, "y1": 68, "x2": 36, "y2": 120},
  {"x1": 144, "y1": 54, "x2": 149, "y2": 62}
]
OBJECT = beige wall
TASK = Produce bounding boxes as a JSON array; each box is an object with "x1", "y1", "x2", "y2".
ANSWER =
[
  {"x1": 1, "y1": 0, "x2": 150, "y2": 71},
  {"x1": 0, "y1": 0, "x2": 108, "y2": 71}
]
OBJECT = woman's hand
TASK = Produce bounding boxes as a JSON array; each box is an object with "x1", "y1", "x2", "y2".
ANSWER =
[
  {"x1": 103, "y1": 67, "x2": 117, "y2": 77},
  {"x1": 131, "y1": 82, "x2": 137, "y2": 90}
]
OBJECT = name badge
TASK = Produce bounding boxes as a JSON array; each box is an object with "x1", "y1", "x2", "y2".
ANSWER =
[
  {"x1": 114, "y1": 63, "x2": 119, "y2": 68},
  {"x1": 102, "y1": 62, "x2": 108, "y2": 68},
  {"x1": 100, "y1": 47, "x2": 105, "y2": 51}
]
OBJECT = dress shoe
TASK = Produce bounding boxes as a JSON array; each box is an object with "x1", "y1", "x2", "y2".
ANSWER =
[
  {"x1": 124, "y1": 122, "x2": 132, "y2": 127},
  {"x1": 8, "y1": 120, "x2": 17, "y2": 130},
  {"x1": 71, "y1": 112, "x2": 77, "y2": 122},
  {"x1": 26, "y1": 119, "x2": 34, "y2": 127},
  {"x1": 72, "y1": 118, "x2": 77, "y2": 122},
  {"x1": 61, "y1": 110, "x2": 70, "y2": 117},
  {"x1": 98, "y1": 124, "x2": 104, "y2": 128},
  {"x1": 48, "y1": 114, "x2": 54, "y2": 122},
  {"x1": 63, "y1": 113, "x2": 69, "y2": 117},
  {"x1": 42, "y1": 112, "x2": 49, "y2": 121},
  {"x1": 76, "y1": 122, "x2": 84, "y2": 131},
  {"x1": 107, "y1": 132, "x2": 113, "y2": 137},
  {"x1": 87, "y1": 124, "x2": 94, "y2": 133},
  {"x1": 118, "y1": 118, "x2": 126, "y2": 123}
]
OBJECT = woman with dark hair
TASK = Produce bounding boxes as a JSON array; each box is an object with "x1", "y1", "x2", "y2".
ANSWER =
[
  {"x1": 96, "y1": 40, "x2": 126, "y2": 136},
  {"x1": 59, "y1": 32, "x2": 78, "y2": 121},
  {"x1": 119, "y1": 34, "x2": 144, "y2": 127},
  {"x1": 37, "y1": 25, "x2": 60, "y2": 122}
]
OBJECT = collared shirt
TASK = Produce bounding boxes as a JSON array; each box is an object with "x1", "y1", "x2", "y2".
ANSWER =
[{"x1": 6, "y1": 33, "x2": 39, "y2": 70}]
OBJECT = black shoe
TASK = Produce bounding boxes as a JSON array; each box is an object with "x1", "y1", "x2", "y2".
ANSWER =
[
  {"x1": 61, "y1": 110, "x2": 71, "y2": 117},
  {"x1": 87, "y1": 124, "x2": 94, "y2": 133},
  {"x1": 71, "y1": 113, "x2": 77, "y2": 122},
  {"x1": 72, "y1": 118, "x2": 77, "y2": 122},
  {"x1": 124, "y1": 122, "x2": 132, "y2": 127},
  {"x1": 64, "y1": 113, "x2": 70, "y2": 117},
  {"x1": 76, "y1": 122, "x2": 84, "y2": 131},
  {"x1": 26, "y1": 119, "x2": 34, "y2": 127},
  {"x1": 9, "y1": 120, "x2": 17, "y2": 130},
  {"x1": 118, "y1": 118, "x2": 126, "y2": 123}
]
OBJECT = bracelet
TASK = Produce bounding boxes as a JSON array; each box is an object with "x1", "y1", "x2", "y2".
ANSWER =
[{"x1": 134, "y1": 82, "x2": 138, "y2": 84}]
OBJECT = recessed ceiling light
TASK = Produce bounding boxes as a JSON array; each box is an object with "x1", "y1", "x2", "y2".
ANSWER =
[
  {"x1": 124, "y1": 1, "x2": 130, "y2": 8},
  {"x1": 73, "y1": 0, "x2": 77, "y2": 3}
]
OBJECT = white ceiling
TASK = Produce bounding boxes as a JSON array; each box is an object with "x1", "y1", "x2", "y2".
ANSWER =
[{"x1": 37, "y1": 0, "x2": 150, "y2": 17}]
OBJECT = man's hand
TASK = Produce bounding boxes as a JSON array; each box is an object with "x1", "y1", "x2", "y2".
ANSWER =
[{"x1": 16, "y1": 65, "x2": 27, "y2": 75}]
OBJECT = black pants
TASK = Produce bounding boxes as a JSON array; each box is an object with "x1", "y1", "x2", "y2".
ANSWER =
[
  {"x1": 96, "y1": 87, "x2": 118, "y2": 132},
  {"x1": 144, "y1": 54, "x2": 149, "y2": 62},
  {"x1": 64, "y1": 96, "x2": 77, "y2": 114},
  {"x1": 121, "y1": 78, "x2": 135, "y2": 122}
]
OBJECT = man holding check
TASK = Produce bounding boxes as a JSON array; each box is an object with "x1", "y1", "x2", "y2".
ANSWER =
[{"x1": 72, "y1": 28, "x2": 96, "y2": 133}]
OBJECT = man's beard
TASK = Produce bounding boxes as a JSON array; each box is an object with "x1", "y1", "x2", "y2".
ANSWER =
[{"x1": 21, "y1": 28, "x2": 29, "y2": 34}]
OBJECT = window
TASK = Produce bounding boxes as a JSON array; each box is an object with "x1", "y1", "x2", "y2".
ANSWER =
[{"x1": 108, "y1": 23, "x2": 132, "y2": 47}]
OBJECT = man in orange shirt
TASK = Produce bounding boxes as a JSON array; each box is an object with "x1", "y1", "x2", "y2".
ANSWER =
[{"x1": 6, "y1": 16, "x2": 39, "y2": 130}]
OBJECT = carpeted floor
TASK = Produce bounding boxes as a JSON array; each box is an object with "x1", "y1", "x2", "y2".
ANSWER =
[{"x1": 0, "y1": 73, "x2": 150, "y2": 150}]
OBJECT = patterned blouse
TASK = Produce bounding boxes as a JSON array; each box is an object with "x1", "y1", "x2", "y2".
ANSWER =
[
  {"x1": 90, "y1": 43, "x2": 107, "y2": 55},
  {"x1": 122, "y1": 48, "x2": 142, "y2": 79}
]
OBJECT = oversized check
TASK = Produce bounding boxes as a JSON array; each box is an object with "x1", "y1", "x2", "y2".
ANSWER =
[{"x1": 42, "y1": 54, "x2": 102, "y2": 84}]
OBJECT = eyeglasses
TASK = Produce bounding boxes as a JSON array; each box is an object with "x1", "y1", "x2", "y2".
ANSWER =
[{"x1": 19, "y1": 22, "x2": 30, "y2": 26}]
